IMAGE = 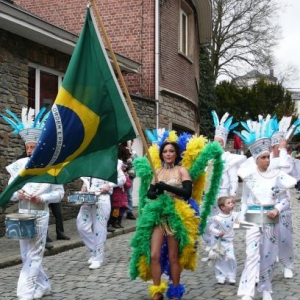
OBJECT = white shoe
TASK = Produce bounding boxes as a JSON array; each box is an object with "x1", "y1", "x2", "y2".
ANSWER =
[
  {"x1": 88, "y1": 257, "x2": 94, "y2": 264},
  {"x1": 228, "y1": 278, "x2": 236, "y2": 284},
  {"x1": 89, "y1": 261, "x2": 101, "y2": 269},
  {"x1": 241, "y1": 296, "x2": 253, "y2": 300},
  {"x1": 283, "y1": 267, "x2": 293, "y2": 278},
  {"x1": 33, "y1": 287, "x2": 51, "y2": 299},
  {"x1": 217, "y1": 278, "x2": 225, "y2": 284},
  {"x1": 262, "y1": 291, "x2": 273, "y2": 300}
]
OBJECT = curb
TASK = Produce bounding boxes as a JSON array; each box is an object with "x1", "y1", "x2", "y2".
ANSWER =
[{"x1": 0, "y1": 226, "x2": 136, "y2": 269}]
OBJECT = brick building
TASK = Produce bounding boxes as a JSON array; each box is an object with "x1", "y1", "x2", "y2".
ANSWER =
[
  {"x1": 13, "y1": 0, "x2": 212, "y2": 134},
  {"x1": 0, "y1": 0, "x2": 212, "y2": 228}
]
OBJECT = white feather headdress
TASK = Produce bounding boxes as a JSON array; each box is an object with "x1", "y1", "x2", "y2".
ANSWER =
[
  {"x1": 234, "y1": 115, "x2": 274, "y2": 160},
  {"x1": 211, "y1": 110, "x2": 238, "y2": 146}
]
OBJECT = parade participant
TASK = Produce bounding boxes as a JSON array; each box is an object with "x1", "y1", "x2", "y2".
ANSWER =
[
  {"x1": 1, "y1": 107, "x2": 64, "y2": 300},
  {"x1": 235, "y1": 116, "x2": 297, "y2": 300},
  {"x1": 211, "y1": 111, "x2": 247, "y2": 211},
  {"x1": 130, "y1": 130, "x2": 224, "y2": 300},
  {"x1": 77, "y1": 157, "x2": 126, "y2": 269},
  {"x1": 239, "y1": 116, "x2": 300, "y2": 279},
  {"x1": 202, "y1": 111, "x2": 246, "y2": 247},
  {"x1": 207, "y1": 196, "x2": 238, "y2": 285},
  {"x1": 269, "y1": 117, "x2": 300, "y2": 279}
]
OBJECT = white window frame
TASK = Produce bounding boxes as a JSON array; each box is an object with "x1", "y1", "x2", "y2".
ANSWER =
[
  {"x1": 180, "y1": 9, "x2": 188, "y2": 56},
  {"x1": 179, "y1": 0, "x2": 194, "y2": 60},
  {"x1": 28, "y1": 63, "x2": 64, "y2": 113}
]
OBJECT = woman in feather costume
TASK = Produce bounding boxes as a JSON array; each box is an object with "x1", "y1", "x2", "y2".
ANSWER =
[{"x1": 129, "y1": 130, "x2": 224, "y2": 300}]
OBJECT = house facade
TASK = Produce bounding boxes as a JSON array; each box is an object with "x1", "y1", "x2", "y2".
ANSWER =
[
  {"x1": 0, "y1": 0, "x2": 212, "y2": 212},
  {"x1": 13, "y1": 0, "x2": 212, "y2": 134}
]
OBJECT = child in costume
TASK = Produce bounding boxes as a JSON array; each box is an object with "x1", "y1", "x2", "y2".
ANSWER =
[
  {"x1": 129, "y1": 130, "x2": 224, "y2": 300},
  {"x1": 207, "y1": 196, "x2": 238, "y2": 284},
  {"x1": 202, "y1": 111, "x2": 246, "y2": 248}
]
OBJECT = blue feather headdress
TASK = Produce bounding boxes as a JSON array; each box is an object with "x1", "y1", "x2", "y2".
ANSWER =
[
  {"x1": 0, "y1": 107, "x2": 49, "y2": 144},
  {"x1": 271, "y1": 116, "x2": 300, "y2": 145},
  {"x1": 234, "y1": 114, "x2": 275, "y2": 160},
  {"x1": 211, "y1": 110, "x2": 238, "y2": 146}
]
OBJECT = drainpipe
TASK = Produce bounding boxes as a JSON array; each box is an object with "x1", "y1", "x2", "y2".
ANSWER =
[{"x1": 155, "y1": 0, "x2": 160, "y2": 129}]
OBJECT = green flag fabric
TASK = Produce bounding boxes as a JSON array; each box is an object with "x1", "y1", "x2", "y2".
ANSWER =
[{"x1": 0, "y1": 7, "x2": 137, "y2": 208}]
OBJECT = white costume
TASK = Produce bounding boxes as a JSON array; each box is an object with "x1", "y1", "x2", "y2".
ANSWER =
[
  {"x1": 241, "y1": 126, "x2": 297, "y2": 275},
  {"x1": 208, "y1": 211, "x2": 238, "y2": 282},
  {"x1": 237, "y1": 167, "x2": 296, "y2": 298},
  {"x1": 203, "y1": 111, "x2": 246, "y2": 247},
  {"x1": 1, "y1": 106, "x2": 63, "y2": 300},
  {"x1": 76, "y1": 160, "x2": 126, "y2": 268},
  {"x1": 8, "y1": 157, "x2": 64, "y2": 300}
]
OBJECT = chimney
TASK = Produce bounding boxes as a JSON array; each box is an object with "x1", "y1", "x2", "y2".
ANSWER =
[{"x1": 270, "y1": 69, "x2": 274, "y2": 77}]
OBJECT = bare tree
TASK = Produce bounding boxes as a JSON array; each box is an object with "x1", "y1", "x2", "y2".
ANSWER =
[{"x1": 211, "y1": 0, "x2": 281, "y2": 81}]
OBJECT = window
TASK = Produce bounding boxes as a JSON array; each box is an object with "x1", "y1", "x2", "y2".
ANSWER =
[
  {"x1": 179, "y1": 1, "x2": 194, "y2": 59},
  {"x1": 180, "y1": 10, "x2": 188, "y2": 56},
  {"x1": 28, "y1": 64, "x2": 64, "y2": 113}
]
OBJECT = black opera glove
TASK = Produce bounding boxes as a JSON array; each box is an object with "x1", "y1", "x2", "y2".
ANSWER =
[
  {"x1": 156, "y1": 180, "x2": 192, "y2": 200},
  {"x1": 147, "y1": 184, "x2": 159, "y2": 199}
]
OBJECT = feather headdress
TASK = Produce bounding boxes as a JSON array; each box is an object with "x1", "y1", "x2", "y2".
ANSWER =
[
  {"x1": 271, "y1": 116, "x2": 300, "y2": 145},
  {"x1": 0, "y1": 107, "x2": 49, "y2": 144},
  {"x1": 234, "y1": 115, "x2": 274, "y2": 160},
  {"x1": 211, "y1": 111, "x2": 238, "y2": 146}
]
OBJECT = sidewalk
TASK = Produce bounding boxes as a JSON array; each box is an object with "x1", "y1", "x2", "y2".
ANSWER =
[{"x1": 0, "y1": 208, "x2": 138, "y2": 269}]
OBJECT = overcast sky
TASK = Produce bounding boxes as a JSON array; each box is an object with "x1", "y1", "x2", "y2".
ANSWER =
[{"x1": 274, "y1": 0, "x2": 300, "y2": 89}]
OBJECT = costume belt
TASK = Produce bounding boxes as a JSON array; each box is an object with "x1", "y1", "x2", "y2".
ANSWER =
[
  {"x1": 248, "y1": 205, "x2": 274, "y2": 211},
  {"x1": 245, "y1": 205, "x2": 278, "y2": 225},
  {"x1": 19, "y1": 201, "x2": 46, "y2": 211}
]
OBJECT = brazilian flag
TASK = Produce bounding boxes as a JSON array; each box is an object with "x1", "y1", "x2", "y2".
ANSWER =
[{"x1": 0, "y1": 7, "x2": 137, "y2": 208}]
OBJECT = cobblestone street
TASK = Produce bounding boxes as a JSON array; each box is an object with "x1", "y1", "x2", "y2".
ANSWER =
[{"x1": 1, "y1": 188, "x2": 300, "y2": 299}]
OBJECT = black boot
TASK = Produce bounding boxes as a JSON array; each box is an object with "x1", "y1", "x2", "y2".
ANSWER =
[
  {"x1": 117, "y1": 216, "x2": 124, "y2": 228},
  {"x1": 111, "y1": 217, "x2": 120, "y2": 228},
  {"x1": 126, "y1": 211, "x2": 136, "y2": 220}
]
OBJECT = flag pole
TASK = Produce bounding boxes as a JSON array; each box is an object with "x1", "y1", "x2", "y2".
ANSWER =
[{"x1": 89, "y1": 0, "x2": 158, "y2": 182}]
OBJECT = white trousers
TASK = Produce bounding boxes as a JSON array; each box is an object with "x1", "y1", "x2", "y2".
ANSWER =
[
  {"x1": 76, "y1": 200, "x2": 111, "y2": 263},
  {"x1": 17, "y1": 209, "x2": 50, "y2": 300},
  {"x1": 278, "y1": 209, "x2": 293, "y2": 269},
  {"x1": 215, "y1": 239, "x2": 236, "y2": 281},
  {"x1": 237, "y1": 224, "x2": 278, "y2": 298}
]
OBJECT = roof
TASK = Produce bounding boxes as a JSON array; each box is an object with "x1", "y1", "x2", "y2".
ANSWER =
[{"x1": 192, "y1": 0, "x2": 212, "y2": 44}]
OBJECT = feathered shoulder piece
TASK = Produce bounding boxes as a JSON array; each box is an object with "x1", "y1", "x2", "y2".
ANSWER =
[{"x1": 234, "y1": 114, "x2": 274, "y2": 145}]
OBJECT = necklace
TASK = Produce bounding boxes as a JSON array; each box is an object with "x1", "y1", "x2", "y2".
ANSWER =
[
  {"x1": 164, "y1": 163, "x2": 175, "y2": 169},
  {"x1": 256, "y1": 167, "x2": 279, "y2": 179}
]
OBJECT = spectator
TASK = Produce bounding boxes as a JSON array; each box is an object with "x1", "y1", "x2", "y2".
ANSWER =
[{"x1": 233, "y1": 134, "x2": 242, "y2": 154}]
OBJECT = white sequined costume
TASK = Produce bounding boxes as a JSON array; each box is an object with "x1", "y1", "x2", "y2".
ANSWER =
[
  {"x1": 7, "y1": 157, "x2": 64, "y2": 300},
  {"x1": 76, "y1": 160, "x2": 126, "y2": 264},
  {"x1": 237, "y1": 167, "x2": 296, "y2": 299},
  {"x1": 208, "y1": 211, "x2": 238, "y2": 282},
  {"x1": 203, "y1": 152, "x2": 246, "y2": 246},
  {"x1": 241, "y1": 148, "x2": 295, "y2": 271}
]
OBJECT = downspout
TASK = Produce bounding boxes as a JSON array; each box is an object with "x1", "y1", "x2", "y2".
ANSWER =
[{"x1": 155, "y1": 0, "x2": 160, "y2": 129}]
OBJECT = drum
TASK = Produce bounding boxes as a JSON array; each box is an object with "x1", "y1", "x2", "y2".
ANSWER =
[
  {"x1": 245, "y1": 209, "x2": 279, "y2": 226},
  {"x1": 67, "y1": 192, "x2": 97, "y2": 205},
  {"x1": 5, "y1": 213, "x2": 37, "y2": 239}
]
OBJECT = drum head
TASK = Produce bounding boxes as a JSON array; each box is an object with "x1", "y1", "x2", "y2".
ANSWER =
[{"x1": 6, "y1": 213, "x2": 36, "y2": 220}]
